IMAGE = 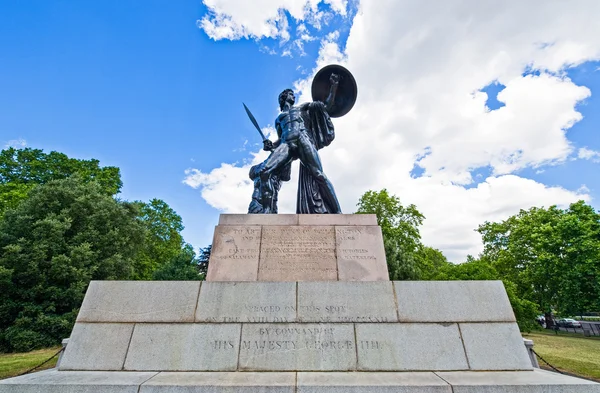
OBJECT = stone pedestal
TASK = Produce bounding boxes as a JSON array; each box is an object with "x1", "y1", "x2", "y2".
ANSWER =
[
  {"x1": 2, "y1": 214, "x2": 599, "y2": 392},
  {"x1": 206, "y1": 214, "x2": 389, "y2": 282}
]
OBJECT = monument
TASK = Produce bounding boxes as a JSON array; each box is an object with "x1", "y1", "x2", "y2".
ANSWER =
[{"x1": 2, "y1": 66, "x2": 600, "y2": 392}]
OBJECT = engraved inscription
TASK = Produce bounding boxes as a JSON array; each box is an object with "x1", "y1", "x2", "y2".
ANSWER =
[
  {"x1": 212, "y1": 228, "x2": 260, "y2": 261},
  {"x1": 203, "y1": 304, "x2": 297, "y2": 323},
  {"x1": 298, "y1": 305, "x2": 392, "y2": 322},
  {"x1": 259, "y1": 226, "x2": 337, "y2": 280},
  {"x1": 239, "y1": 323, "x2": 357, "y2": 370},
  {"x1": 359, "y1": 340, "x2": 384, "y2": 350}
]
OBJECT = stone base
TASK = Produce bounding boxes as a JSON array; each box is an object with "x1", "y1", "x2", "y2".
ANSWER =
[
  {"x1": 2, "y1": 369, "x2": 599, "y2": 392},
  {"x1": 206, "y1": 214, "x2": 389, "y2": 281}
]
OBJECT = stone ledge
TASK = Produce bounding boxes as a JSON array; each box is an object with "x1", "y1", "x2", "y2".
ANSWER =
[
  {"x1": 437, "y1": 369, "x2": 600, "y2": 392},
  {"x1": 0, "y1": 370, "x2": 157, "y2": 393},
  {"x1": 2, "y1": 370, "x2": 599, "y2": 393}
]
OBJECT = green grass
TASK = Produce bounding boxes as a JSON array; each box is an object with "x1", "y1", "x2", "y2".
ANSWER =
[
  {"x1": 523, "y1": 331, "x2": 600, "y2": 382},
  {"x1": 0, "y1": 347, "x2": 61, "y2": 380}
]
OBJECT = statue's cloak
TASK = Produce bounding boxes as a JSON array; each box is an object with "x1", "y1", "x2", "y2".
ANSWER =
[{"x1": 296, "y1": 101, "x2": 338, "y2": 214}]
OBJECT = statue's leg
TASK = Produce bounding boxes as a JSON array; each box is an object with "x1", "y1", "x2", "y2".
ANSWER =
[
  {"x1": 297, "y1": 133, "x2": 342, "y2": 213},
  {"x1": 259, "y1": 144, "x2": 292, "y2": 213}
]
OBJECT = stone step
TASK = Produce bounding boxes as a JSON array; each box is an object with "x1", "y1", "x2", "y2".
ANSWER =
[{"x1": 2, "y1": 370, "x2": 599, "y2": 392}]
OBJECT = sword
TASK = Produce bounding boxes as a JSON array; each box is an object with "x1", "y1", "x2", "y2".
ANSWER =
[{"x1": 242, "y1": 103, "x2": 267, "y2": 141}]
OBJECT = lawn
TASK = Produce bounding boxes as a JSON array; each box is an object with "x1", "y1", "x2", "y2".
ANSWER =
[
  {"x1": 523, "y1": 330, "x2": 600, "y2": 382},
  {"x1": 0, "y1": 346, "x2": 61, "y2": 380}
]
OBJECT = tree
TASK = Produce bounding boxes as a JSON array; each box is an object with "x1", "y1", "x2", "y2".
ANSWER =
[
  {"x1": 0, "y1": 176, "x2": 144, "y2": 352},
  {"x1": 356, "y1": 189, "x2": 425, "y2": 280},
  {"x1": 478, "y1": 201, "x2": 600, "y2": 326},
  {"x1": 152, "y1": 244, "x2": 201, "y2": 280},
  {"x1": 0, "y1": 147, "x2": 121, "y2": 216},
  {"x1": 198, "y1": 245, "x2": 212, "y2": 280},
  {"x1": 133, "y1": 199, "x2": 185, "y2": 280}
]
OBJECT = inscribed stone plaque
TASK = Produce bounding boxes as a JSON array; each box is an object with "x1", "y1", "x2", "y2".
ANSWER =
[
  {"x1": 207, "y1": 226, "x2": 261, "y2": 281},
  {"x1": 258, "y1": 226, "x2": 337, "y2": 281},
  {"x1": 77, "y1": 281, "x2": 200, "y2": 323},
  {"x1": 394, "y1": 281, "x2": 515, "y2": 322},
  {"x1": 124, "y1": 324, "x2": 241, "y2": 371},
  {"x1": 219, "y1": 214, "x2": 298, "y2": 226},
  {"x1": 458, "y1": 323, "x2": 533, "y2": 370},
  {"x1": 196, "y1": 282, "x2": 297, "y2": 322},
  {"x1": 238, "y1": 323, "x2": 356, "y2": 371},
  {"x1": 336, "y1": 226, "x2": 389, "y2": 281},
  {"x1": 59, "y1": 323, "x2": 134, "y2": 371},
  {"x1": 356, "y1": 323, "x2": 469, "y2": 371},
  {"x1": 298, "y1": 282, "x2": 397, "y2": 322}
]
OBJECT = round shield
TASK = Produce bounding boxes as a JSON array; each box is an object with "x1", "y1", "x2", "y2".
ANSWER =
[{"x1": 311, "y1": 64, "x2": 357, "y2": 118}]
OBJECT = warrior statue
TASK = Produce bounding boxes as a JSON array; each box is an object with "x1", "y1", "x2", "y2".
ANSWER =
[{"x1": 245, "y1": 64, "x2": 357, "y2": 214}]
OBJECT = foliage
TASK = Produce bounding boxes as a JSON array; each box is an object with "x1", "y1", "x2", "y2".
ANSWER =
[
  {"x1": 0, "y1": 147, "x2": 122, "y2": 216},
  {"x1": 133, "y1": 199, "x2": 185, "y2": 280},
  {"x1": 0, "y1": 176, "x2": 145, "y2": 352},
  {"x1": 356, "y1": 189, "x2": 426, "y2": 280},
  {"x1": 152, "y1": 244, "x2": 201, "y2": 281},
  {"x1": 478, "y1": 201, "x2": 600, "y2": 318},
  {"x1": 197, "y1": 245, "x2": 211, "y2": 280}
]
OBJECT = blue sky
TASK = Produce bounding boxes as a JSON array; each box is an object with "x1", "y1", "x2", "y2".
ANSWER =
[{"x1": 1, "y1": 1, "x2": 599, "y2": 261}]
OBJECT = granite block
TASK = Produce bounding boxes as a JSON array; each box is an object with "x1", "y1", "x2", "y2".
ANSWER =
[
  {"x1": 394, "y1": 281, "x2": 515, "y2": 322},
  {"x1": 238, "y1": 323, "x2": 356, "y2": 371},
  {"x1": 336, "y1": 226, "x2": 389, "y2": 281},
  {"x1": 207, "y1": 226, "x2": 261, "y2": 281},
  {"x1": 0, "y1": 370, "x2": 157, "y2": 393},
  {"x1": 196, "y1": 282, "x2": 296, "y2": 322},
  {"x1": 258, "y1": 226, "x2": 337, "y2": 281},
  {"x1": 459, "y1": 323, "x2": 533, "y2": 370},
  {"x1": 297, "y1": 372, "x2": 452, "y2": 393},
  {"x1": 59, "y1": 323, "x2": 134, "y2": 371},
  {"x1": 77, "y1": 281, "x2": 200, "y2": 323},
  {"x1": 356, "y1": 323, "x2": 469, "y2": 371},
  {"x1": 438, "y1": 369, "x2": 600, "y2": 392},
  {"x1": 297, "y1": 214, "x2": 377, "y2": 226},
  {"x1": 298, "y1": 282, "x2": 397, "y2": 322},
  {"x1": 140, "y1": 372, "x2": 295, "y2": 392},
  {"x1": 124, "y1": 324, "x2": 241, "y2": 371},
  {"x1": 219, "y1": 214, "x2": 298, "y2": 225}
]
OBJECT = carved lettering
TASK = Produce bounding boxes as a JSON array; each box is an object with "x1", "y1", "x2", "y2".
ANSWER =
[{"x1": 259, "y1": 226, "x2": 337, "y2": 280}]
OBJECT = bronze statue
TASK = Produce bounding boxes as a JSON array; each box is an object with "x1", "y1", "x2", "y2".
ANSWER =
[{"x1": 245, "y1": 64, "x2": 357, "y2": 214}]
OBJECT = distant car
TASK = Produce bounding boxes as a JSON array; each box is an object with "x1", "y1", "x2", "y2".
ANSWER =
[{"x1": 557, "y1": 318, "x2": 582, "y2": 328}]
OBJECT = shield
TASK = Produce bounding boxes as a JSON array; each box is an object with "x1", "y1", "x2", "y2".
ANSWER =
[{"x1": 311, "y1": 64, "x2": 357, "y2": 118}]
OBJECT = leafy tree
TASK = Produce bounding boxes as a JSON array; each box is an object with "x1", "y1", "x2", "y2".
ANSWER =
[
  {"x1": 0, "y1": 176, "x2": 144, "y2": 352},
  {"x1": 198, "y1": 245, "x2": 212, "y2": 280},
  {"x1": 356, "y1": 189, "x2": 425, "y2": 280},
  {"x1": 152, "y1": 244, "x2": 201, "y2": 280},
  {"x1": 0, "y1": 147, "x2": 121, "y2": 216},
  {"x1": 478, "y1": 201, "x2": 600, "y2": 325},
  {"x1": 416, "y1": 246, "x2": 451, "y2": 280},
  {"x1": 133, "y1": 199, "x2": 185, "y2": 280}
]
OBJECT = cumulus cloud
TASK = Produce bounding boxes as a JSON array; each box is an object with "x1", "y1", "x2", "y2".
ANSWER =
[
  {"x1": 3, "y1": 138, "x2": 27, "y2": 149},
  {"x1": 189, "y1": 0, "x2": 599, "y2": 261},
  {"x1": 198, "y1": 0, "x2": 348, "y2": 41}
]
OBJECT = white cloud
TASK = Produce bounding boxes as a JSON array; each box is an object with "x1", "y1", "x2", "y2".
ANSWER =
[
  {"x1": 578, "y1": 147, "x2": 600, "y2": 162},
  {"x1": 4, "y1": 138, "x2": 27, "y2": 149},
  {"x1": 198, "y1": 0, "x2": 348, "y2": 41},
  {"x1": 188, "y1": 0, "x2": 600, "y2": 261}
]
